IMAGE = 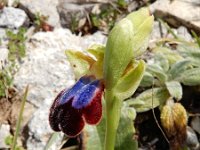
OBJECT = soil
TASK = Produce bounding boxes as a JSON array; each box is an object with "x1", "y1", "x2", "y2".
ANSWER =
[
  {"x1": 0, "y1": 88, "x2": 21, "y2": 133},
  {"x1": 0, "y1": 87, "x2": 36, "y2": 142}
]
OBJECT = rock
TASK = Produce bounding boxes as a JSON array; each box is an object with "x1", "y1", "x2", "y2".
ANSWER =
[
  {"x1": 150, "y1": 21, "x2": 168, "y2": 42},
  {"x1": 150, "y1": 22, "x2": 193, "y2": 47},
  {"x1": 150, "y1": 0, "x2": 200, "y2": 35},
  {"x1": 7, "y1": 0, "x2": 15, "y2": 6},
  {"x1": 26, "y1": 98, "x2": 63, "y2": 150},
  {"x1": 19, "y1": 0, "x2": 60, "y2": 27},
  {"x1": 0, "y1": 124, "x2": 10, "y2": 149},
  {"x1": 14, "y1": 29, "x2": 76, "y2": 107},
  {"x1": 0, "y1": 47, "x2": 8, "y2": 70},
  {"x1": 10, "y1": 100, "x2": 36, "y2": 131},
  {"x1": 81, "y1": 31, "x2": 107, "y2": 46},
  {"x1": 149, "y1": 21, "x2": 181, "y2": 47},
  {"x1": 186, "y1": 126, "x2": 200, "y2": 150},
  {"x1": 0, "y1": 7, "x2": 28, "y2": 29},
  {"x1": 177, "y1": 26, "x2": 193, "y2": 41},
  {"x1": 191, "y1": 116, "x2": 200, "y2": 135},
  {"x1": 149, "y1": 0, "x2": 168, "y2": 13},
  {"x1": 0, "y1": 28, "x2": 6, "y2": 39},
  {"x1": 62, "y1": 0, "x2": 112, "y2": 3},
  {"x1": 57, "y1": 1, "x2": 94, "y2": 29}
]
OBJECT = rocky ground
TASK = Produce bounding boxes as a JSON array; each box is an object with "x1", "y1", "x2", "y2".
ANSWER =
[{"x1": 0, "y1": 0, "x2": 200, "y2": 150}]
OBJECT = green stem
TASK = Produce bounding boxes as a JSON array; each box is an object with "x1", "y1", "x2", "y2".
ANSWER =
[
  {"x1": 104, "y1": 90, "x2": 122, "y2": 150},
  {"x1": 12, "y1": 85, "x2": 29, "y2": 150}
]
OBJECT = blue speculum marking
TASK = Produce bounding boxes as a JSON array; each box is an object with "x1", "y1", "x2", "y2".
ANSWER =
[
  {"x1": 72, "y1": 80, "x2": 100, "y2": 109},
  {"x1": 58, "y1": 76, "x2": 95, "y2": 105}
]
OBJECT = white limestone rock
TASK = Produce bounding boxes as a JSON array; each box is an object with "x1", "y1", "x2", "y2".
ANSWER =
[
  {"x1": 0, "y1": 47, "x2": 8, "y2": 70},
  {"x1": 0, "y1": 124, "x2": 10, "y2": 149},
  {"x1": 150, "y1": 0, "x2": 200, "y2": 34},
  {"x1": 26, "y1": 98, "x2": 63, "y2": 150},
  {"x1": 19, "y1": 0, "x2": 60, "y2": 27},
  {"x1": 0, "y1": 7, "x2": 28, "y2": 29}
]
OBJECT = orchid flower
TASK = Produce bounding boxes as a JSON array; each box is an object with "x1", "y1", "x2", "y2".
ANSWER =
[
  {"x1": 49, "y1": 75, "x2": 104, "y2": 137},
  {"x1": 49, "y1": 45, "x2": 105, "y2": 137}
]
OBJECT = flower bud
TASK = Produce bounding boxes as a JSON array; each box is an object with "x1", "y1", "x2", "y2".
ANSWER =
[
  {"x1": 103, "y1": 8, "x2": 154, "y2": 90},
  {"x1": 160, "y1": 99, "x2": 187, "y2": 149}
]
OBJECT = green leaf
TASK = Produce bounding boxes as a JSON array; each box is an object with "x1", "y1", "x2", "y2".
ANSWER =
[
  {"x1": 44, "y1": 133, "x2": 61, "y2": 150},
  {"x1": 117, "y1": 0, "x2": 127, "y2": 7},
  {"x1": 179, "y1": 68, "x2": 200, "y2": 86},
  {"x1": 12, "y1": 86, "x2": 29, "y2": 150},
  {"x1": 85, "y1": 125, "x2": 103, "y2": 150},
  {"x1": 115, "y1": 103, "x2": 137, "y2": 150},
  {"x1": 178, "y1": 44, "x2": 200, "y2": 67},
  {"x1": 140, "y1": 72, "x2": 154, "y2": 87},
  {"x1": 127, "y1": 88, "x2": 170, "y2": 112},
  {"x1": 153, "y1": 47, "x2": 183, "y2": 65},
  {"x1": 154, "y1": 53, "x2": 169, "y2": 72},
  {"x1": 65, "y1": 50, "x2": 93, "y2": 79},
  {"x1": 114, "y1": 60, "x2": 146, "y2": 100},
  {"x1": 4, "y1": 135, "x2": 13, "y2": 146},
  {"x1": 191, "y1": 30, "x2": 200, "y2": 48},
  {"x1": 91, "y1": 14, "x2": 100, "y2": 27},
  {"x1": 147, "y1": 64, "x2": 167, "y2": 83},
  {"x1": 85, "y1": 102, "x2": 137, "y2": 149},
  {"x1": 165, "y1": 81, "x2": 182, "y2": 100},
  {"x1": 168, "y1": 59, "x2": 191, "y2": 80}
]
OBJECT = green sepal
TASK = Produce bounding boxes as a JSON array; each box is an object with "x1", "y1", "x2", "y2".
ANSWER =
[
  {"x1": 114, "y1": 60, "x2": 146, "y2": 100},
  {"x1": 65, "y1": 50, "x2": 90, "y2": 79},
  {"x1": 87, "y1": 45, "x2": 105, "y2": 79},
  {"x1": 129, "y1": 15, "x2": 154, "y2": 57},
  {"x1": 65, "y1": 45, "x2": 105, "y2": 79}
]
